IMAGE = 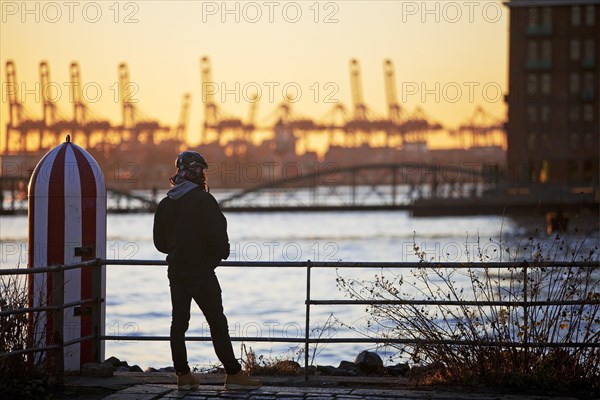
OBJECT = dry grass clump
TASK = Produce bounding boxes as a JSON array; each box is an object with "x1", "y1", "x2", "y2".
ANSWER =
[
  {"x1": 242, "y1": 345, "x2": 302, "y2": 376},
  {"x1": 1, "y1": 274, "x2": 54, "y2": 399},
  {"x1": 337, "y1": 231, "x2": 600, "y2": 395},
  {"x1": 1, "y1": 275, "x2": 30, "y2": 375}
]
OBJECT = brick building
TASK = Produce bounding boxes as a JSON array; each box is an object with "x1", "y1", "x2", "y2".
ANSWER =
[{"x1": 505, "y1": 1, "x2": 599, "y2": 187}]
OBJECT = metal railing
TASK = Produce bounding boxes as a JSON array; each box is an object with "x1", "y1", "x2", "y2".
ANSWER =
[
  {"x1": 1, "y1": 259, "x2": 599, "y2": 381},
  {"x1": 0, "y1": 259, "x2": 102, "y2": 384}
]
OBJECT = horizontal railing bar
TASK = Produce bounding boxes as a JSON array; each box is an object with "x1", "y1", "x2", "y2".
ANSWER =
[
  {"x1": 302, "y1": 338, "x2": 600, "y2": 348},
  {"x1": 0, "y1": 305, "x2": 59, "y2": 316},
  {"x1": 0, "y1": 344, "x2": 61, "y2": 358},
  {"x1": 101, "y1": 259, "x2": 166, "y2": 266},
  {"x1": 102, "y1": 335, "x2": 307, "y2": 343},
  {"x1": 0, "y1": 298, "x2": 98, "y2": 317},
  {"x1": 101, "y1": 335, "x2": 599, "y2": 348},
  {"x1": 63, "y1": 334, "x2": 97, "y2": 348},
  {"x1": 3, "y1": 260, "x2": 597, "y2": 273},
  {"x1": 0, "y1": 259, "x2": 99, "y2": 276},
  {"x1": 100, "y1": 260, "x2": 600, "y2": 269},
  {"x1": 292, "y1": 261, "x2": 600, "y2": 269},
  {"x1": 102, "y1": 259, "x2": 306, "y2": 267},
  {"x1": 308, "y1": 299, "x2": 600, "y2": 306},
  {"x1": 62, "y1": 298, "x2": 97, "y2": 309}
]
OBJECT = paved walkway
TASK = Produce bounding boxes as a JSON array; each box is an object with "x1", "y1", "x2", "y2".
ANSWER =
[
  {"x1": 99, "y1": 383, "x2": 581, "y2": 400},
  {"x1": 64, "y1": 373, "x2": 582, "y2": 400}
]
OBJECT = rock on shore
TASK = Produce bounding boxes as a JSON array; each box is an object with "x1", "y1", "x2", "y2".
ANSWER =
[{"x1": 97, "y1": 352, "x2": 411, "y2": 378}]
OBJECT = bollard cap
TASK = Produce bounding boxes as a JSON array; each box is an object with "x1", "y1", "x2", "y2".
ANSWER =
[{"x1": 28, "y1": 140, "x2": 106, "y2": 198}]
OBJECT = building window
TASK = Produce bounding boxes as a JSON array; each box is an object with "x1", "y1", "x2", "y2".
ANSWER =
[
  {"x1": 541, "y1": 133, "x2": 549, "y2": 148},
  {"x1": 527, "y1": 74, "x2": 538, "y2": 95},
  {"x1": 540, "y1": 106, "x2": 550, "y2": 123},
  {"x1": 570, "y1": 73, "x2": 580, "y2": 94},
  {"x1": 528, "y1": 132, "x2": 537, "y2": 151},
  {"x1": 539, "y1": 160, "x2": 549, "y2": 183},
  {"x1": 542, "y1": 7, "x2": 552, "y2": 26},
  {"x1": 584, "y1": 105, "x2": 594, "y2": 121},
  {"x1": 541, "y1": 40, "x2": 552, "y2": 61},
  {"x1": 583, "y1": 73, "x2": 595, "y2": 99},
  {"x1": 584, "y1": 133, "x2": 594, "y2": 148},
  {"x1": 527, "y1": 105, "x2": 537, "y2": 123},
  {"x1": 527, "y1": 41, "x2": 538, "y2": 61},
  {"x1": 524, "y1": 162, "x2": 540, "y2": 183},
  {"x1": 570, "y1": 40, "x2": 581, "y2": 60},
  {"x1": 585, "y1": 5, "x2": 596, "y2": 26},
  {"x1": 569, "y1": 132, "x2": 579, "y2": 150},
  {"x1": 572, "y1": 6, "x2": 581, "y2": 26},
  {"x1": 568, "y1": 160, "x2": 579, "y2": 182},
  {"x1": 528, "y1": 7, "x2": 539, "y2": 27},
  {"x1": 569, "y1": 105, "x2": 580, "y2": 121},
  {"x1": 584, "y1": 40, "x2": 595, "y2": 58},
  {"x1": 583, "y1": 160, "x2": 594, "y2": 182},
  {"x1": 583, "y1": 40, "x2": 595, "y2": 67},
  {"x1": 541, "y1": 74, "x2": 551, "y2": 95}
]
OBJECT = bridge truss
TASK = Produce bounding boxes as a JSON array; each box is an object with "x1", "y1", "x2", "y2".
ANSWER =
[{"x1": 218, "y1": 162, "x2": 500, "y2": 212}]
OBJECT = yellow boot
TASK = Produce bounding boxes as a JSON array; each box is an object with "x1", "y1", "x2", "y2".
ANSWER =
[
  {"x1": 176, "y1": 371, "x2": 200, "y2": 391},
  {"x1": 224, "y1": 371, "x2": 262, "y2": 390}
]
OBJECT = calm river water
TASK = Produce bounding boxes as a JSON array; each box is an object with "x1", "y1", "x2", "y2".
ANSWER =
[{"x1": 1, "y1": 192, "x2": 598, "y2": 370}]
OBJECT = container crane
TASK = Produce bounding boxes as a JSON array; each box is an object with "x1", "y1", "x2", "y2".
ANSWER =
[
  {"x1": 69, "y1": 62, "x2": 112, "y2": 148},
  {"x1": 349, "y1": 58, "x2": 367, "y2": 121},
  {"x1": 403, "y1": 106, "x2": 443, "y2": 145},
  {"x1": 454, "y1": 106, "x2": 506, "y2": 148},
  {"x1": 40, "y1": 61, "x2": 58, "y2": 129},
  {"x1": 117, "y1": 63, "x2": 169, "y2": 145},
  {"x1": 346, "y1": 59, "x2": 374, "y2": 146},
  {"x1": 383, "y1": 59, "x2": 403, "y2": 146},
  {"x1": 4, "y1": 61, "x2": 44, "y2": 153},
  {"x1": 244, "y1": 93, "x2": 259, "y2": 142},
  {"x1": 383, "y1": 59, "x2": 401, "y2": 124},
  {"x1": 39, "y1": 61, "x2": 72, "y2": 149},
  {"x1": 200, "y1": 56, "x2": 248, "y2": 147},
  {"x1": 71, "y1": 62, "x2": 87, "y2": 128},
  {"x1": 320, "y1": 104, "x2": 349, "y2": 146},
  {"x1": 200, "y1": 56, "x2": 218, "y2": 143},
  {"x1": 4, "y1": 60, "x2": 25, "y2": 153},
  {"x1": 173, "y1": 93, "x2": 191, "y2": 142},
  {"x1": 118, "y1": 63, "x2": 136, "y2": 134}
]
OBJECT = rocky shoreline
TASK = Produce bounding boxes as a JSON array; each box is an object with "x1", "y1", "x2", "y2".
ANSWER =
[{"x1": 82, "y1": 350, "x2": 412, "y2": 379}]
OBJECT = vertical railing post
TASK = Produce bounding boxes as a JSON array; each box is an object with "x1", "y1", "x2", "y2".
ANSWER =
[
  {"x1": 391, "y1": 166, "x2": 397, "y2": 206},
  {"x1": 91, "y1": 259, "x2": 102, "y2": 362},
  {"x1": 51, "y1": 266, "x2": 64, "y2": 384},
  {"x1": 304, "y1": 260, "x2": 312, "y2": 381},
  {"x1": 351, "y1": 170, "x2": 356, "y2": 206},
  {"x1": 522, "y1": 261, "x2": 529, "y2": 368}
]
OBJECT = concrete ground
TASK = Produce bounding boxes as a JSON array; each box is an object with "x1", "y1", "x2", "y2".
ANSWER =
[{"x1": 60, "y1": 372, "x2": 585, "y2": 400}]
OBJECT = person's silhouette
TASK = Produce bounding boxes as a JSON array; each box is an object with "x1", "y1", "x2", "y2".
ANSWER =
[{"x1": 153, "y1": 151, "x2": 261, "y2": 390}]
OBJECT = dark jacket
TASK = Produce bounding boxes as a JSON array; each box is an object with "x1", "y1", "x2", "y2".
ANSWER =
[{"x1": 153, "y1": 186, "x2": 230, "y2": 278}]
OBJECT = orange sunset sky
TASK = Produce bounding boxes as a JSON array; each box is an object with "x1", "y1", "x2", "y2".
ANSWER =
[{"x1": 1, "y1": 0, "x2": 509, "y2": 154}]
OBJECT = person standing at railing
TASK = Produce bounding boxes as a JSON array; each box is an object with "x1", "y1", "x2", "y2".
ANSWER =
[{"x1": 153, "y1": 151, "x2": 262, "y2": 391}]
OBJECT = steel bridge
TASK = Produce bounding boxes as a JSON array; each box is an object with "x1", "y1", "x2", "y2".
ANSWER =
[
  {"x1": 0, "y1": 176, "x2": 157, "y2": 215},
  {"x1": 218, "y1": 162, "x2": 500, "y2": 212},
  {"x1": 0, "y1": 162, "x2": 500, "y2": 215}
]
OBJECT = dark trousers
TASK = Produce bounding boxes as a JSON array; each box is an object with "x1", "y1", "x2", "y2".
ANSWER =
[{"x1": 169, "y1": 272, "x2": 242, "y2": 375}]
